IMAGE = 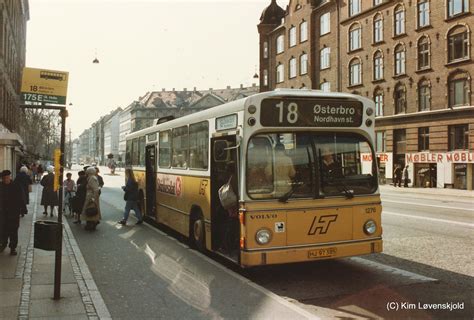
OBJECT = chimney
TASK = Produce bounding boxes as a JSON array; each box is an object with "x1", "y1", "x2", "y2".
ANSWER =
[
  {"x1": 183, "y1": 88, "x2": 187, "y2": 92},
  {"x1": 240, "y1": 84, "x2": 243, "y2": 89},
  {"x1": 162, "y1": 88, "x2": 166, "y2": 92},
  {"x1": 172, "y1": 88, "x2": 175, "y2": 92},
  {"x1": 193, "y1": 87, "x2": 197, "y2": 91},
  {"x1": 209, "y1": 88, "x2": 213, "y2": 91},
  {"x1": 226, "y1": 85, "x2": 231, "y2": 89}
]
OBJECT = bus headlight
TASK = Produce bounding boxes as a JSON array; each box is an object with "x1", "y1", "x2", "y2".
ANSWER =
[
  {"x1": 255, "y1": 229, "x2": 272, "y2": 245},
  {"x1": 363, "y1": 220, "x2": 377, "y2": 235}
]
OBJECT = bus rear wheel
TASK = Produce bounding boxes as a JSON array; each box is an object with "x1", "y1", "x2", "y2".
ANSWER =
[{"x1": 191, "y1": 215, "x2": 206, "y2": 252}]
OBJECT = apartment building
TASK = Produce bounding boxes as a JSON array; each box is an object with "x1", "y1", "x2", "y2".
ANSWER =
[{"x1": 258, "y1": 0, "x2": 474, "y2": 190}]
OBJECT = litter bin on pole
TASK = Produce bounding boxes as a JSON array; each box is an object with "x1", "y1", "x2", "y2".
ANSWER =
[{"x1": 34, "y1": 220, "x2": 62, "y2": 251}]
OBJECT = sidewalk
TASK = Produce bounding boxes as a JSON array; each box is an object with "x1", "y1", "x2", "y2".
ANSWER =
[
  {"x1": 380, "y1": 184, "x2": 474, "y2": 198},
  {"x1": 0, "y1": 184, "x2": 111, "y2": 319}
]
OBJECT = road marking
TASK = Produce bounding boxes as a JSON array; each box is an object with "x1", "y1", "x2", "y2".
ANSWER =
[
  {"x1": 351, "y1": 257, "x2": 437, "y2": 282},
  {"x1": 382, "y1": 199, "x2": 474, "y2": 212},
  {"x1": 384, "y1": 211, "x2": 474, "y2": 228}
]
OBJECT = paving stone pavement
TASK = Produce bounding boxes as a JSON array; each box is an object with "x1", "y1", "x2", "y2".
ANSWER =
[{"x1": 0, "y1": 183, "x2": 111, "y2": 319}]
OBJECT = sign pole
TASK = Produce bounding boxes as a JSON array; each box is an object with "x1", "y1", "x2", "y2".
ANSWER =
[{"x1": 53, "y1": 108, "x2": 67, "y2": 300}]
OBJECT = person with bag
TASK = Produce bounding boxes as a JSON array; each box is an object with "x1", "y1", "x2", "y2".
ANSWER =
[
  {"x1": 72, "y1": 171, "x2": 87, "y2": 224},
  {"x1": 82, "y1": 167, "x2": 101, "y2": 231},
  {"x1": 118, "y1": 169, "x2": 143, "y2": 226},
  {"x1": 40, "y1": 166, "x2": 59, "y2": 217},
  {"x1": 14, "y1": 166, "x2": 32, "y2": 217}
]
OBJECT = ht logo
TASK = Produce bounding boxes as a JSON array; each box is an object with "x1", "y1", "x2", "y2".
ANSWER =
[{"x1": 307, "y1": 215, "x2": 338, "y2": 235}]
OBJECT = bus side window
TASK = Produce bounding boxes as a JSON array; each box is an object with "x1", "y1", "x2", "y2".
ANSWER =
[{"x1": 159, "y1": 130, "x2": 171, "y2": 168}]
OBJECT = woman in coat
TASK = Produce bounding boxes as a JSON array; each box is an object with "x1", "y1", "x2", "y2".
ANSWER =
[
  {"x1": 82, "y1": 167, "x2": 101, "y2": 231},
  {"x1": 40, "y1": 166, "x2": 59, "y2": 217}
]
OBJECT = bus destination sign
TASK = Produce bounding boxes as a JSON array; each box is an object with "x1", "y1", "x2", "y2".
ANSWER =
[{"x1": 260, "y1": 98, "x2": 363, "y2": 127}]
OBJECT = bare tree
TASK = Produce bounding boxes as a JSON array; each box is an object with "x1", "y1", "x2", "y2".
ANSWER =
[{"x1": 22, "y1": 108, "x2": 61, "y2": 160}]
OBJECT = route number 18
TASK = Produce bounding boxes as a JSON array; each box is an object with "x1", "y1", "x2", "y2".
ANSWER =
[{"x1": 276, "y1": 101, "x2": 299, "y2": 124}]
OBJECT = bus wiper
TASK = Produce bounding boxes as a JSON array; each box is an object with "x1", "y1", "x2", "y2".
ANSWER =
[
  {"x1": 278, "y1": 181, "x2": 304, "y2": 203},
  {"x1": 326, "y1": 179, "x2": 354, "y2": 199}
]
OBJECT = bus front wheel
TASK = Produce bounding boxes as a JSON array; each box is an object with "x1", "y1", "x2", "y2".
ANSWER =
[{"x1": 191, "y1": 214, "x2": 206, "y2": 252}]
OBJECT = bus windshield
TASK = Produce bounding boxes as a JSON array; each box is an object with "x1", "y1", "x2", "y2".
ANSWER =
[{"x1": 246, "y1": 132, "x2": 377, "y2": 200}]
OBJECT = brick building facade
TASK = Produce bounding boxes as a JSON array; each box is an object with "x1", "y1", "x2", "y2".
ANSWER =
[
  {"x1": 258, "y1": 0, "x2": 474, "y2": 190},
  {"x1": 0, "y1": 0, "x2": 29, "y2": 173}
]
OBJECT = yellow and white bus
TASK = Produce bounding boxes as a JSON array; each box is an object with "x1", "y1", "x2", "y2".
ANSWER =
[{"x1": 125, "y1": 89, "x2": 382, "y2": 267}]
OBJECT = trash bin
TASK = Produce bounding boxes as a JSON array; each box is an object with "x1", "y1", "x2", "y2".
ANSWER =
[{"x1": 34, "y1": 221, "x2": 62, "y2": 251}]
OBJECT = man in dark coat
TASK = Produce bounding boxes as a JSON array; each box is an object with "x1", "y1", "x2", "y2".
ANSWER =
[{"x1": 0, "y1": 170, "x2": 26, "y2": 255}]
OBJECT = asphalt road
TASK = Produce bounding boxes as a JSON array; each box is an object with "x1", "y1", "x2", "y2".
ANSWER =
[{"x1": 66, "y1": 167, "x2": 473, "y2": 319}]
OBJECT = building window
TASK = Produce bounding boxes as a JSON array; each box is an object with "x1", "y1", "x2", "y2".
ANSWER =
[
  {"x1": 376, "y1": 131, "x2": 386, "y2": 152},
  {"x1": 418, "y1": 0, "x2": 430, "y2": 28},
  {"x1": 394, "y1": 44, "x2": 406, "y2": 75},
  {"x1": 263, "y1": 69, "x2": 268, "y2": 86},
  {"x1": 320, "y1": 47, "x2": 331, "y2": 69},
  {"x1": 394, "y1": 5, "x2": 405, "y2": 36},
  {"x1": 418, "y1": 80, "x2": 431, "y2": 111},
  {"x1": 349, "y1": 0, "x2": 361, "y2": 16},
  {"x1": 289, "y1": 57, "x2": 297, "y2": 78},
  {"x1": 374, "y1": 89, "x2": 384, "y2": 116},
  {"x1": 276, "y1": 64, "x2": 284, "y2": 83},
  {"x1": 321, "y1": 82, "x2": 331, "y2": 92},
  {"x1": 448, "y1": 124, "x2": 469, "y2": 150},
  {"x1": 320, "y1": 13, "x2": 330, "y2": 35},
  {"x1": 349, "y1": 58, "x2": 362, "y2": 86},
  {"x1": 300, "y1": 21, "x2": 308, "y2": 42},
  {"x1": 448, "y1": 71, "x2": 470, "y2": 107},
  {"x1": 448, "y1": 0, "x2": 470, "y2": 18},
  {"x1": 263, "y1": 41, "x2": 268, "y2": 59},
  {"x1": 373, "y1": 14, "x2": 383, "y2": 43},
  {"x1": 300, "y1": 53, "x2": 308, "y2": 75},
  {"x1": 374, "y1": 51, "x2": 384, "y2": 80},
  {"x1": 448, "y1": 26, "x2": 469, "y2": 62},
  {"x1": 289, "y1": 26, "x2": 297, "y2": 47},
  {"x1": 277, "y1": 35, "x2": 284, "y2": 54},
  {"x1": 394, "y1": 83, "x2": 407, "y2": 114},
  {"x1": 418, "y1": 36, "x2": 430, "y2": 70},
  {"x1": 349, "y1": 23, "x2": 362, "y2": 51},
  {"x1": 418, "y1": 127, "x2": 430, "y2": 151}
]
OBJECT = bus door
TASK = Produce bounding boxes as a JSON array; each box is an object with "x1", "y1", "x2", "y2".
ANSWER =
[
  {"x1": 145, "y1": 144, "x2": 157, "y2": 218},
  {"x1": 210, "y1": 135, "x2": 240, "y2": 260}
]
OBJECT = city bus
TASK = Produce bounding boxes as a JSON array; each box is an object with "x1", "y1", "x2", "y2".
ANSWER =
[{"x1": 125, "y1": 89, "x2": 382, "y2": 267}]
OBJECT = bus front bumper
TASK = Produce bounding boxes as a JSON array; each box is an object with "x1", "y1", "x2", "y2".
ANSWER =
[{"x1": 240, "y1": 239, "x2": 383, "y2": 267}]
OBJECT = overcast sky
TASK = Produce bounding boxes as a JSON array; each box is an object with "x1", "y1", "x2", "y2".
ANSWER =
[{"x1": 26, "y1": 0, "x2": 287, "y2": 138}]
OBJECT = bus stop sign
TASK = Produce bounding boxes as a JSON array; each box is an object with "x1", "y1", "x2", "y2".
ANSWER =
[{"x1": 21, "y1": 67, "x2": 69, "y2": 105}]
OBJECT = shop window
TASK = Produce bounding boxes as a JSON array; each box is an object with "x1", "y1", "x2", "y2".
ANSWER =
[
  {"x1": 448, "y1": 124, "x2": 469, "y2": 150},
  {"x1": 418, "y1": 127, "x2": 430, "y2": 151}
]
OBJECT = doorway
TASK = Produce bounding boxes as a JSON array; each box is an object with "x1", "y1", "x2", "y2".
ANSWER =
[
  {"x1": 210, "y1": 135, "x2": 239, "y2": 261},
  {"x1": 145, "y1": 145, "x2": 157, "y2": 218}
]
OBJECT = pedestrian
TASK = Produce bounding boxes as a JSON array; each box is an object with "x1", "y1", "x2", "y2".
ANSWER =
[
  {"x1": 72, "y1": 170, "x2": 87, "y2": 224},
  {"x1": 95, "y1": 167, "x2": 104, "y2": 192},
  {"x1": 63, "y1": 172, "x2": 76, "y2": 216},
  {"x1": 36, "y1": 164, "x2": 44, "y2": 183},
  {"x1": 40, "y1": 166, "x2": 59, "y2": 217},
  {"x1": 118, "y1": 169, "x2": 143, "y2": 225},
  {"x1": 14, "y1": 166, "x2": 32, "y2": 217},
  {"x1": 0, "y1": 170, "x2": 26, "y2": 256},
  {"x1": 31, "y1": 163, "x2": 38, "y2": 183},
  {"x1": 82, "y1": 166, "x2": 101, "y2": 231},
  {"x1": 393, "y1": 165, "x2": 402, "y2": 187},
  {"x1": 403, "y1": 165, "x2": 409, "y2": 188}
]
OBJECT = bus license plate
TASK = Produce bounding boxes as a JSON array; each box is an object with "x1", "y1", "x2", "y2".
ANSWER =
[{"x1": 308, "y1": 247, "x2": 337, "y2": 259}]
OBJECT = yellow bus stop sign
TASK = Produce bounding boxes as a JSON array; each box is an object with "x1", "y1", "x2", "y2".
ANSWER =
[
  {"x1": 21, "y1": 67, "x2": 69, "y2": 105},
  {"x1": 54, "y1": 149, "x2": 61, "y2": 191}
]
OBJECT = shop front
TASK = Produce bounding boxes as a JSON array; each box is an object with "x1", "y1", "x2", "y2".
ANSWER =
[{"x1": 406, "y1": 151, "x2": 474, "y2": 190}]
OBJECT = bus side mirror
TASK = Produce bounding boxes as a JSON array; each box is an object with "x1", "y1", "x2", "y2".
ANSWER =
[{"x1": 214, "y1": 140, "x2": 231, "y2": 162}]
